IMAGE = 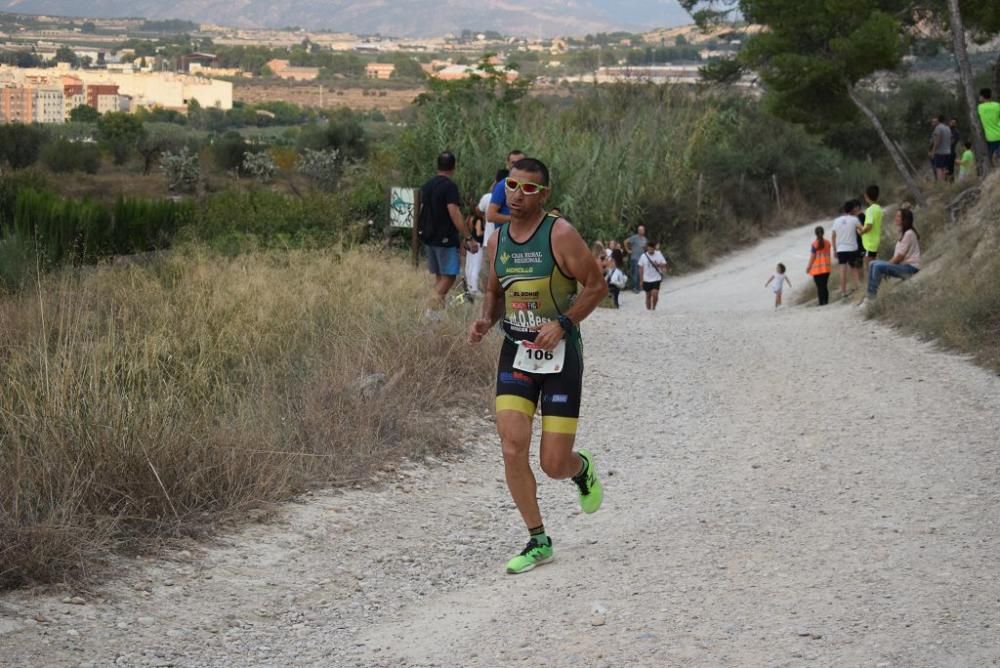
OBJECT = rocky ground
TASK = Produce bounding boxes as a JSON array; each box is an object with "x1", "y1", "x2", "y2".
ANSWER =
[{"x1": 2, "y1": 224, "x2": 998, "y2": 667}]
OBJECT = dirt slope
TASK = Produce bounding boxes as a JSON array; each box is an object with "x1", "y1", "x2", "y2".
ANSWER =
[{"x1": 2, "y1": 223, "x2": 998, "y2": 667}]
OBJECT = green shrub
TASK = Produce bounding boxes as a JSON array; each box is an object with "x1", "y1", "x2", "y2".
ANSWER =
[
  {"x1": 0, "y1": 233, "x2": 37, "y2": 292},
  {"x1": 191, "y1": 189, "x2": 342, "y2": 250},
  {"x1": 7, "y1": 188, "x2": 192, "y2": 268},
  {"x1": 40, "y1": 139, "x2": 101, "y2": 174},
  {"x1": 212, "y1": 131, "x2": 250, "y2": 172},
  {"x1": 0, "y1": 123, "x2": 47, "y2": 169}
]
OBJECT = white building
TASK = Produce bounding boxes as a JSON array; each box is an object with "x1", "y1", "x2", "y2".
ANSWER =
[{"x1": 33, "y1": 85, "x2": 64, "y2": 124}]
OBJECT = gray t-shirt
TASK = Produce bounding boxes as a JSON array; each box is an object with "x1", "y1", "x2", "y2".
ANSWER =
[
  {"x1": 626, "y1": 234, "x2": 647, "y2": 260},
  {"x1": 932, "y1": 123, "x2": 951, "y2": 155}
]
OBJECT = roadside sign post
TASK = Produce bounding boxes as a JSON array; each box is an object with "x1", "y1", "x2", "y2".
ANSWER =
[{"x1": 390, "y1": 187, "x2": 420, "y2": 267}]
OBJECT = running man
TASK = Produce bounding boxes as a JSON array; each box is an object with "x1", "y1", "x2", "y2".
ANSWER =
[{"x1": 468, "y1": 158, "x2": 608, "y2": 574}]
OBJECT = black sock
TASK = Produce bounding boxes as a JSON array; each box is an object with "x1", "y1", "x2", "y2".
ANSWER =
[{"x1": 573, "y1": 453, "x2": 588, "y2": 479}]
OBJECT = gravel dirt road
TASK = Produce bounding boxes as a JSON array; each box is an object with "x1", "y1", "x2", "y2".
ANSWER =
[{"x1": 3, "y1": 223, "x2": 999, "y2": 667}]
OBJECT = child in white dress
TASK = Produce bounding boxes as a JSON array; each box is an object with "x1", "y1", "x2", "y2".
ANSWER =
[{"x1": 764, "y1": 263, "x2": 792, "y2": 309}]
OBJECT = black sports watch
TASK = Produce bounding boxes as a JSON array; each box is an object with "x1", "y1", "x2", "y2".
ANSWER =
[{"x1": 557, "y1": 314, "x2": 574, "y2": 333}]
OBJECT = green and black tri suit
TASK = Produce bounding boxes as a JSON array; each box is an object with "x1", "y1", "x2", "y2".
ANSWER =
[{"x1": 494, "y1": 212, "x2": 583, "y2": 434}]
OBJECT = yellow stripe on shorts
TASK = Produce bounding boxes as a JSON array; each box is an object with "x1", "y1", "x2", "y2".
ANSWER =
[
  {"x1": 541, "y1": 415, "x2": 578, "y2": 435},
  {"x1": 496, "y1": 395, "x2": 537, "y2": 416}
]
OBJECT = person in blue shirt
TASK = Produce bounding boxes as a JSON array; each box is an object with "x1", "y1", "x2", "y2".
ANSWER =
[{"x1": 486, "y1": 149, "x2": 526, "y2": 229}]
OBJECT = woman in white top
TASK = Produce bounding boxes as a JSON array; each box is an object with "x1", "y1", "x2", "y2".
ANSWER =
[
  {"x1": 638, "y1": 241, "x2": 669, "y2": 310},
  {"x1": 858, "y1": 208, "x2": 921, "y2": 306}
]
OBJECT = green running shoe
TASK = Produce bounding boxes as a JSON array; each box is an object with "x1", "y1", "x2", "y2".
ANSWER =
[
  {"x1": 573, "y1": 449, "x2": 603, "y2": 514},
  {"x1": 505, "y1": 537, "x2": 554, "y2": 574}
]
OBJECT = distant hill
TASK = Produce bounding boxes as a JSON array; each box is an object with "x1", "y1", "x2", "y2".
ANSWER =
[{"x1": 0, "y1": 1, "x2": 692, "y2": 37}]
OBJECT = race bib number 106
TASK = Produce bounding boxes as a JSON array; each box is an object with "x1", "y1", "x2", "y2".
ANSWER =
[{"x1": 513, "y1": 340, "x2": 566, "y2": 374}]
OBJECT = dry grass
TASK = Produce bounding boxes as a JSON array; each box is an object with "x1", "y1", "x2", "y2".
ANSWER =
[
  {"x1": 0, "y1": 248, "x2": 495, "y2": 589},
  {"x1": 867, "y1": 174, "x2": 1000, "y2": 371}
]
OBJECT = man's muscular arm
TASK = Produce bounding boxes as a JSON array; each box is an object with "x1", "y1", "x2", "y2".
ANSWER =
[{"x1": 533, "y1": 219, "x2": 608, "y2": 351}]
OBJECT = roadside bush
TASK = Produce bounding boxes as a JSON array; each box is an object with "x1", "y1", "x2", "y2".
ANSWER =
[{"x1": 40, "y1": 138, "x2": 101, "y2": 174}]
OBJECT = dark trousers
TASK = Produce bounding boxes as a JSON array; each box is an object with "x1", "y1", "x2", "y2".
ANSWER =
[
  {"x1": 608, "y1": 284, "x2": 621, "y2": 308},
  {"x1": 813, "y1": 273, "x2": 830, "y2": 305}
]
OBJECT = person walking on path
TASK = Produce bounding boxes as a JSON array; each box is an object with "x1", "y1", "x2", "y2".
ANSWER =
[
  {"x1": 831, "y1": 200, "x2": 863, "y2": 298},
  {"x1": 805, "y1": 226, "x2": 832, "y2": 306},
  {"x1": 979, "y1": 89, "x2": 1000, "y2": 164},
  {"x1": 858, "y1": 185, "x2": 883, "y2": 280},
  {"x1": 625, "y1": 225, "x2": 648, "y2": 293},
  {"x1": 485, "y1": 149, "x2": 527, "y2": 235},
  {"x1": 857, "y1": 209, "x2": 921, "y2": 307},
  {"x1": 638, "y1": 241, "x2": 668, "y2": 311},
  {"x1": 765, "y1": 262, "x2": 792, "y2": 308},
  {"x1": 467, "y1": 158, "x2": 607, "y2": 575},
  {"x1": 418, "y1": 151, "x2": 478, "y2": 317},
  {"x1": 605, "y1": 248, "x2": 627, "y2": 309}
]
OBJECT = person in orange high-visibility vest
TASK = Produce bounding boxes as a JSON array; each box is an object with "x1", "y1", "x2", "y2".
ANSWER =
[{"x1": 806, "y1": 225, "x2": 832, "y2": 305}]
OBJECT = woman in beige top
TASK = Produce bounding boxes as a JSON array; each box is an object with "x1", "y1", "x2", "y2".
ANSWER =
[{"x1": 857, "y1": 208, "x2": 921, "y2": 306}]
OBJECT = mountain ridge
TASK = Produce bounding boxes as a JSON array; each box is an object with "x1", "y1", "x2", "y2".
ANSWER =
[{"x1": 0, "y1": 1, "x2": 692, "y2": 37}]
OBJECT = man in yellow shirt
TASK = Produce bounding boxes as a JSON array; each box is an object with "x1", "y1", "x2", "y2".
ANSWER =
[
  {"x1": 979, "y1": 88, "x2": 1000, "y2": 164},
  {"x1": 857, "y1": 184, "x2": 883, "y2": 279}
]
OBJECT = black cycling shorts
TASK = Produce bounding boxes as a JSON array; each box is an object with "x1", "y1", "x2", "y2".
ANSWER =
[{"x1": 495, "y1": 337, "x2": 583, "y2": 435}]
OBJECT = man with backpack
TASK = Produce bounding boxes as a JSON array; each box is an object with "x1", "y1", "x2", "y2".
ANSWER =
[{"x1": 418, "y1": 151, "x2": 478, "y2": 318}]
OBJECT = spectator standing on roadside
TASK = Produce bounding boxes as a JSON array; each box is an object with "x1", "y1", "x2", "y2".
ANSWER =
[
  {"x1": 929, "y1": 115, "x2": 952, "y2": 181},
  {"x1": 464, "y1": 202, "x2": 486, "y2": 296},
  {"x1": 948, "y1": 118, "x2": 961, "y2": 181},
  {"x1": 831, "y1": 200, "x2": 863, "y2": 298},
  {"x1": 638, "y1": 240, "x2": 668, "y2": 310},
  {"x1": 804, "y1": 226, "x2": 831, "y2": 306},
  {"x1": 417, "y1": 151, "x2": 478, "y2": 318},
  {"x1": 485, "y1": 149, "x2": 526, "y2": 233},
  {"x1": 625, "y1": 225, "x2": 648, "y2": 293},
  {"x1": 858, "y1": 185, "x2": 883, "y2": 280},
  {"x1": 979, "y1": 89, "x2": 1000, "y2": 164},
  {"x1": 957, "y1": 141, "x2": 975, "y2": 181},
  {"x1": 480, "y1": 168, "x2": 509, "y2": 246}
]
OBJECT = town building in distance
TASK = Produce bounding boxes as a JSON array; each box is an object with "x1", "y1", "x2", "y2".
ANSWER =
[{"x1": 0, "y1": 63, "x2": 233, "y2": 123}]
